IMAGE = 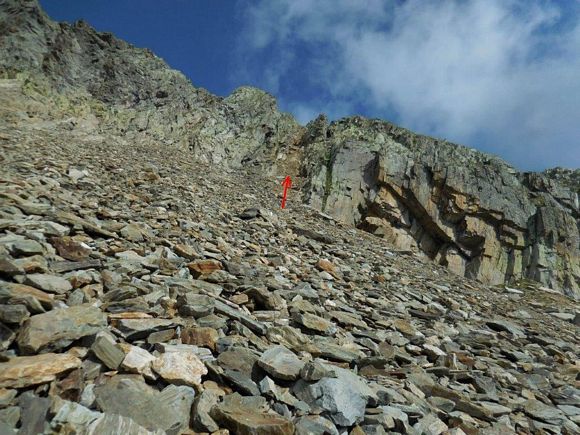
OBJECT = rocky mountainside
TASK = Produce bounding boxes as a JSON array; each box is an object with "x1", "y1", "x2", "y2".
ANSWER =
[
  {"x1": 299, "y1": 117, "x2": 579, "y2": 299},
  {"x1": 1, "y1": 0, "x2": 579, "y2": 299},
  {"x1": 0, "y1": 1, "x2": 579, "y2": 434}
]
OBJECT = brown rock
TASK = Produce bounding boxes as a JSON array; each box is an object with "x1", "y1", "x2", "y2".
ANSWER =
[
  {"x1": 0, "y1": 353, "x2": 81, "y2": 388},
  {"x1": 187, "y1": 259, "x2": 223, "y2": 278},
  {"x1": 211, "y1": 393, "x2": 294, "y2": 435},
  {"x1": 0, "y1": 283, "x2": 54, "y2": 312},
  {"x1": 181, "y1": 326, "x2": 219, "y2": 351},
  {"x1": 17, "y1": 304, "x2": 107, "y2": 354},
  {"x1": 316, "y1": 258, "x2": 336, "y2": 273},
  {"x1": 50, "y1": 236, "x2": 91, "y2": 261}
]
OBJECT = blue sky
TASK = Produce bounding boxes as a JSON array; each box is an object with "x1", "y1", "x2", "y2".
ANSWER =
[{"x1": 39, "y1": 0, "x2": 580, "y2": 171}]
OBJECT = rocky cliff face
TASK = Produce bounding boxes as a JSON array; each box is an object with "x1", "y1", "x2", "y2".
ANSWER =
[
  {"x1": 1, "y1": 0, "x2": 578, "y2": 298},
  {"x1": 0, "y1": 0, "x2": 304, "y2": 168},
  {"x1": 300, "y1": 116, "x2": 580, "y2": 299}
]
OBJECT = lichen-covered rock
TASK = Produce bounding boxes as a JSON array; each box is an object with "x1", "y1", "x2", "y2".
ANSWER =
[{"x1": 300, "y1": 116, "x2": 580, "y2": 298}]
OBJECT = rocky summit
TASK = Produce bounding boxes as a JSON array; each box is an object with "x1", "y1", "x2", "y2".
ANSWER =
[{"x1": 0, "y1": 1, "x2": 578, "y2": 434}]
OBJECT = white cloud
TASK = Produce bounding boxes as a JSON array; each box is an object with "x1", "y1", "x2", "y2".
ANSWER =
[{"x1": 237, "y1": 0, "x2": 580, "y2": 170}]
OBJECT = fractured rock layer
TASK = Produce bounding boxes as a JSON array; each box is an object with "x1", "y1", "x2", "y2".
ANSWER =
[{"x1": 300, "y1": 116, "x2": 580, "y2": 298}]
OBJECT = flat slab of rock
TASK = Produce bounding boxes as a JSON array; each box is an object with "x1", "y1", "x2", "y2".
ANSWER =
[
  {"x1": 0, "y1": 282, "x2": 54, "y2": 312},
  {"x1": 486, "y1": 320, "x2": 526, "y2": 338},
  {"x1": 17, "y1": 304, "x2": 107, "y2": 354},
  {"x1": 119, "y1": 344, "x2": 157, "y2": 379},
  {"x1": 24, "y1": 273, "x2": 72, "y2": 294},
  {"x1": 0, "y1": 353, "x2": 81, "y2": 388},
  {"x1": 214, "y1": 300, "x2": 267, "y2": 335},
  {"x1": 51, "y1": 399, "x2": 164, "y2": 435},
  {"x1": 91, "y1": 334, "x2": 125, "y2": 370},
  {"x1": 211, "y1": 393, "x2": 294, "y2": 435},
  {"x1": 258, "y1": 345, "x2": 305, "y2": 381},
  {"x1": 110, "y1": 318, "x2": 177, "y2": 341},
  {"x1": 293, "y1": 312, "x2": 337, "y2": 335}
]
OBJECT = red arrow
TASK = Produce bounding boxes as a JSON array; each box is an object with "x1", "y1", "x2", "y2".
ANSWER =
[{"x1": 281, "y1": 176, "x2": 292, "y2": 209}]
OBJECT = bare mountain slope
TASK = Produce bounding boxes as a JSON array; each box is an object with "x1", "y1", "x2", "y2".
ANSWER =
[{"x1": 0, "y1": 4, "x2": 579, "y2": 433}]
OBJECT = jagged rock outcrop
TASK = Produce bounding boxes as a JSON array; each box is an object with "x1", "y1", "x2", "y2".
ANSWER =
[
  {"x1": 300, "y1": 116, "x2": 580, "y2": 299},
  {"x1": 0, "y1": 0, "x2": 303, "y2": 168}
]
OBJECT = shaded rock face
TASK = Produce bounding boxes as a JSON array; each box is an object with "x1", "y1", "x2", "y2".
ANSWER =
[{"x1": 300, "y1": 116, "x2": 580, "y2": 298}]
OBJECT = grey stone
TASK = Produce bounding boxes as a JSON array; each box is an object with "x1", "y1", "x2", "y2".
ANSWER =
[
  {"x1": 94, "y1": 375, "x2": 195, "y2": 434},
  {"x1": 90, "y1": 333, "x2": 125, "y2": 370},
  {"x1": 0, "y1": 305, "x2": 28, "y2": 324},
  {"x1": 17, "y1": 305, "x2": 107, "y2": 354},
  {"x1": 300, "y1": 360, "x2": 335, "y2": 381},
  {"x1": 293, "y1": 366, "x2": 373, "y2": 426},
  {"x1": 177, "y1": 293, "x2": 215, "y2": 318},
  {"x1": 23, "y1": 273, "x2": 72, "y2": 294},
  {"x1": 111, "y1": 318, "x2": 177, "y2": 341},
  {"x1": 523, "y1": 399, "x2": 566, "y2": 425},
  {"x1": 191, "y1": 390, "x2": 220, "y2": 433},
  {"x1": 295, "y1": 415, "x2": 339, "y2": 435},
  {"x1": 258, "y1": 345, "x2": 305, "y2": 381}
]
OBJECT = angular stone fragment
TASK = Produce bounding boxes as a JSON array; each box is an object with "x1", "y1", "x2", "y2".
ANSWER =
[
  {"x1": 23, "y1": 273, "x2": 72, "y2": 294},
  {"x1": 119, "y1": 344, "x2": 157, "y2": 379},
  {"x1": 0, "y1": 389, "x2": 17, "y2": 408},
  {"x1": 177, "y1": 293, "x2": 215, "y2": 318},
  {"x1": 50, "y1": 236, "x2": 91, "y2": 261},
  {"x1": 18, "y1": 391, "x2": 51, "y2": 435},
  {"x1": 211, "y1": 393, "x2": 294, "y2": 435},
  {"x1": 0, "y1": 257, "x2": 24, "y2": 276},
  {"x1": 295, "y1": 415, "x2": 339, "y2": 435},
  {"x1": 217, "y1": 347, "x2": 261, "y2": 395},
  {"x1": 293, "y1": 366, "x2": 373, "y2": 426},
  {"x1": 94, "y1": 375, "x2": 195, "y2": 433},
  {"x1": 10, "y1": 239, "x2": 44, "y2": 256},
  {"x1": 0, "y1": 282, "x2": 54, "y2": 312},
  {"x1": 0, "y1": 353, "x2": 81, "y2": 388},
  {"x1": 111, "y1": 318, "x2": 177, "y2": 341},
  {"x1": 152, "y1": 349, "x2": 207, "y2": 386},
  {"x1": 181, "y1": 326, "x2": 219, "y2": 351},
  {"x1": 187, "y1": 259, "x2": 223, "y2": 278},
  {"x1": 50, "y1": 399, "x2": 164, "y2": 435},
  {"x1": 293, "y1": 312, "x2": 337, "y2": 335},
  {"x1": 192, "y1": 389, "x2": 220, "y2": 433},
  {"x1": 300, "y1": 360, "x2": 335, "y2": 381},
  {"x1": 486, "y1": 319, "x2": 526, "y2": 338},
  {"x1": 17, "y1": 304, "x2": 107, "y2": 354},
  {"x1": 523, "y1": 399, "x2": 566, "y2": 425},
  {"x1": 413, "y1": 413, "x2": 448, "y2": 435},
  {"x1": 258, "y1": 345, "x2": 305, "y2": 381},
  {"x1": 91, "y1": 334, "x2": 125, "y2": 370},
  {"x1": 214, "y1": 300, "x2": 267, "y2": 335},
  {"x1": 245, "y1": 286, "x2": 287, "y2": 311},
  {"x1": 0, "y1": 304, "x2": 29, "y2": 324}
]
